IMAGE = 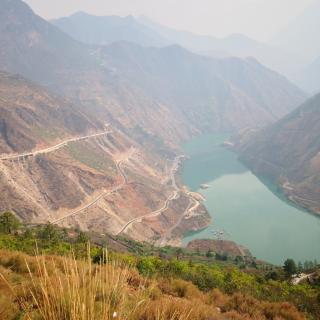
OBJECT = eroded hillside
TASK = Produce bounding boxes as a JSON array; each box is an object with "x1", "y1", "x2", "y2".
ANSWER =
[
  {"x1": 0, "y1": 0, "x2": 309, "y2": 245},
  {"x1": 0, "y1": 0, "x2": 306, "y2": 147},
  {"x1": 235, "y1": 93, "x2": 320, "y2": 215},
  {"x1": 0, "y1": 71, "x2": 209, "y2": 244}
]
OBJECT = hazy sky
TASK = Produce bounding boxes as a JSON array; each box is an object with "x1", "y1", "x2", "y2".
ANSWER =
[{"x1": 24, "y1": 0, "x2": 315, "y2": 41}]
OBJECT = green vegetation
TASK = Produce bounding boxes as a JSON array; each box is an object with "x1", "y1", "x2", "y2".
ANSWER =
[
  {"x1": 284, "y1": 259, "x2": 297, "y2": 276},
  {"x1": 31, "y1": 126, "x2": 62, "y2": 143},
  {"x1": 0, "y1": 249, "x2": 307, "y2": 320},
  {"x1": 66, "y1": 141, "x2": 117, "y2": 174},
  {"x1": 0, "y1": 211, "x2": 21, "y2": 234},
  {"x1": 0, "y1": 211, "x2": 319, "y2": 319}
]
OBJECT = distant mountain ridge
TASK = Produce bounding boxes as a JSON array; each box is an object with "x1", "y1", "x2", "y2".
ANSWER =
[
  {"x1": 0, "y1": 1, "x2": 305, "y2": 142},
  {"x1": 52, "y1": 11, "x2": 306, "y2": 82},
  {"x1": 100, "y1": 41, "x2": 305, "y2": 133},
  {"x1": 52, "y1": 12, "x2": 169, "y2": 47},
  {"x1": 138, "y1": 16, "x2": 306, "y2": 80}
]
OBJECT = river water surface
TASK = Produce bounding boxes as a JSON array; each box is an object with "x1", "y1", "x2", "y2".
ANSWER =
[{"x1": 182, "y1": 133, "x2": 320, "y2": 265}]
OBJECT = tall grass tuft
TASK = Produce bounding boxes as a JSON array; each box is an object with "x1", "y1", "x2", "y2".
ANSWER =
[{"x1": 0, "y1": 247, "x2": 190, "y2": 320}]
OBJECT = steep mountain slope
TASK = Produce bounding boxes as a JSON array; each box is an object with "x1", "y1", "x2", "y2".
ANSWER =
[
  {"x1": 0, "y1": 0, "x2": 195, "y2": 144},
  {"x1": 0, "y1": 71, "x2": 103, "y2": 154},
  {"x1": 0, "y1": 0, "x2": 96, "y2": 87},
  {"x1": 100, "y1": 42, "x2": 305, "y2": 132},
  {"x1": 0, "y1": 0, "x2": 308, "y2": 241},
  {"x1": 0, "y1": 70, "x2": 209, "y2": 243},
  {"x1": 52, "y1": 12, "x2": 169, "y2": 47},
  {"x1": 271, "y1": 1, "x2": 320, "y2": 62},
  {"x1": 139, "y1": 16, "x2": 306, "y2": 79},
  {"x1": 236, "y1": 93, "x2": 320, "y2": 215},
  {"x1": 0, "y1": 1, "x2": 305, "y2": 143}
]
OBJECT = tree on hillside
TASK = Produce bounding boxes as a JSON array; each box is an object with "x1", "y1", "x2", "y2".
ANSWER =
[
  {"x1": 176, "y1": 248, "x2": 183, "y2": 259},
  {"x1": 0, "y1": 211, "x2": 21, "y2": 234},
  {"x1": 206, "y1": 249, "x2": 214, "y2": 258},
  {"x1": 283, "y1": 259, "x2": 297, "y2": 276},
  {"x1": 37, "y1": 224, "x2": 61, "y2": 244},
  {"x1": 77, "y1": 231, "x2": 89, "y2": 244}
]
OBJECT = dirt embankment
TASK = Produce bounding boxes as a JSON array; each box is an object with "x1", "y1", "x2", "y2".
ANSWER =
[{"x1": 187, "y1": 239, "x2": 252, "y2": 258}]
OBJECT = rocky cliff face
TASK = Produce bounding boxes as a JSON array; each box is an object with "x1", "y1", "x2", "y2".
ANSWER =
[{"x1": 236, "y1": 93, "x2": 320, "y2": 215}]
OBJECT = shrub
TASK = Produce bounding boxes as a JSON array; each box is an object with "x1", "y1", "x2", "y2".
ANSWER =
[{"x1": 0, "y1": 211, "x2": 21, "y2": 234}]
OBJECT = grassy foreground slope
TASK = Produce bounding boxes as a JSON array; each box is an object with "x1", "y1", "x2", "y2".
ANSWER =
[
  {"x1": 0, "y1": 249, "x2": 307, "y2": 320},
  {"x1": 0, "y1": 213, "x2": 319, "y2": 319}
]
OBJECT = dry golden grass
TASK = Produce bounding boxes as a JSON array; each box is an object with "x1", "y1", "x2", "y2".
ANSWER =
[
  {"x1": 0, "y1": 249, "x2": 306, "y2": 320},
  {"x1": 0, "y1": 249, "x2": 191, "y2": 320},
  {"x1": 1, "y1": 250, "x2": 145, "y2": 319}
]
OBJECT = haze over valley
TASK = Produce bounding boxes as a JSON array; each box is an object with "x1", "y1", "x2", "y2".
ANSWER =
[{"x1": 0, "y1": 1, "x2": 320, "y2": 318}]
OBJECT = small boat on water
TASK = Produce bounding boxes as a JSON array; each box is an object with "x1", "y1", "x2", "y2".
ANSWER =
[
  {"x1": 200, "y1": 184, "x2": 210, "y2": 189},
  {"x1": 223, "y1": 140, "x2": 234, "y2": 147}
]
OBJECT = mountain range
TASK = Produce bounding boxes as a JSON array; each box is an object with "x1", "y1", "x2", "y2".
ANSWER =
[
  {"x1": 52, "y1": 12, "x2": 169, "y2": 47},
  {"x1": 54, "y1": 6, "x2": 320, "y2": 94},
  {"x1": 139, "y1": 16, "x2": 307, "y2": 80},
  {"x1": 53, "y1": 11, "x2": 307, "y2": 82},
  {"x1": 0, "y1": 0, "x2": 312, "y2": 243},
  {"x1": 99, "y1": 41, "x2": 305, "y2": 132},
  {"x1": 0, "y1": 1, "x2": 305, "y2": 139}
]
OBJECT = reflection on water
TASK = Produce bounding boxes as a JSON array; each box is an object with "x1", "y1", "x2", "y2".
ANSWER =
[{"x1": 182, "y1": 134, "x2": 320, "y2": 265}]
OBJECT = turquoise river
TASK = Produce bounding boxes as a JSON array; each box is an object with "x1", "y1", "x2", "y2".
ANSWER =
[{"x1": 182, "y1": 133, "x2": 320, "y2": 265}]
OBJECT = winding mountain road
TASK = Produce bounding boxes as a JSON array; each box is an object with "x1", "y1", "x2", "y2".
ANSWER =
[
  {"x1": 117, "y1": 155, "x2": 183, "y2": 235},
  {"x1": 51, "y1": 149, "x2": 134, "y2": 224},
  {"x1": 158, "y1": 198, "x2": 193, "y2": 246},
  {"x1": 0, "y1": 130, "x2": 112, "y2": 161}
]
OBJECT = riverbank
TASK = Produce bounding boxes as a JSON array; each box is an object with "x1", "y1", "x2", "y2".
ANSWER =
[{"x1": 180, "y1": 133, "x2": 320, "y2": 265}]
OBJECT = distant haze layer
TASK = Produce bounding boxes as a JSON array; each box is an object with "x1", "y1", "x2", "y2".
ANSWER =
[{"x1": 24, "y1": 0, "x2": 314, "y2": 41}]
